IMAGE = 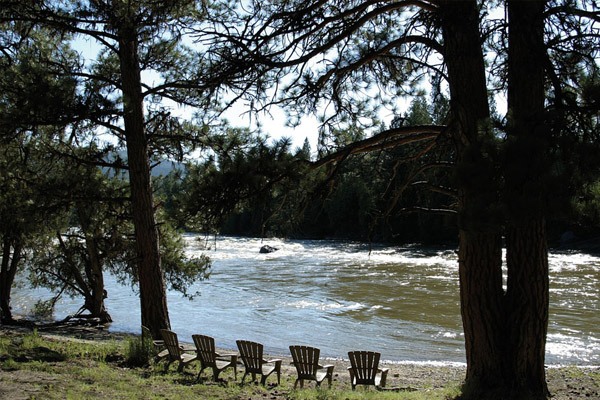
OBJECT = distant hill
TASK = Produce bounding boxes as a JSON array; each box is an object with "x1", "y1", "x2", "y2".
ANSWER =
[
  {"x1": 102, "y1": 150, "x2": 185, "y2": 177},
  {"x1": 151, "y1": 159, "x2": 184, "y2": 177}
]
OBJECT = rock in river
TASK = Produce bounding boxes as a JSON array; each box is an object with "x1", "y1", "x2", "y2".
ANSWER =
[{"x1": 259, "y1": 245, "x2": 279, "y2": 254}]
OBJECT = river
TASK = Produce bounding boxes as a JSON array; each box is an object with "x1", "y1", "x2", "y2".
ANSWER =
[{"x1": 10, "y1": 235, "x2": 600, "y2": 365}]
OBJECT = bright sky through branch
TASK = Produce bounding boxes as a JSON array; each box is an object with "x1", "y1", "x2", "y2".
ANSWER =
[{"x1": 71, "y1": 34, "x2": 323, "y2": 151}]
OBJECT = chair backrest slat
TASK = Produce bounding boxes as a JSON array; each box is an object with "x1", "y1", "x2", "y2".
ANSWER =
[
  {"x1": 290, "y1": 345, "x2": 319, "y2": 378},
  {"x1": 192, "y1": 334, "x2": 216, "y2": 365},
  {"x1": 348, "y1": 351, "x2": 380, "y2": 385},
  {"x1": 160, "y1": 329, "x2": 181, "y2": 361},
  {"x1": 236, "y1": 340, "x2": 263, "y2": 373}
]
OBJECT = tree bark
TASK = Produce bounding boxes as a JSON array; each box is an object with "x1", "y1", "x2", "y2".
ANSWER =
[
  {"x1": 83, "y1": 230, "x2": 112, "y2": 323},
  {"x1": 117, "y1": 20, "x2": 170, "y2": 338},
  {"x1": 439, "y1": 2, "x2": 507, "y2": 395},
  {"x1": 0, "y1": 237, "x2": 22, "y2": 323},
  {"x1": 438, "y1": 1, "x2": 551, "y2": 398},
  {"x1": 504, "y1": 1, "x2": 550, "y2": 397}
]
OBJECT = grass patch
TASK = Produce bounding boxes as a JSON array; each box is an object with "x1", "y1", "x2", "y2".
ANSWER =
[
  {"x1": 21, "y1": 329, "x2": 46, "y2": 348},
  {"x1": 2, "y1": 329, "x2": 595, "y2": 399},
  {"x1": 1, "y1": 357, "x2": 20, "y2": 371},
  {"x1": 45, "y1": 337, "x2": 122, "y2": 362},
  {"x1": 286, "y1": 387, "x2": 461, "y2": 400},
  {"x1": 0, "y1": 329, "x2": 464, "y2": 399},
  {"x1": 125, "y1": 334, "x2": 154, "y2": 367},
  {"x1": 562, "y1": 365, "x2": 600, "y2": 379},
  {"x1": 0, "y1": 335, "x2": 11, "y2": 355}
]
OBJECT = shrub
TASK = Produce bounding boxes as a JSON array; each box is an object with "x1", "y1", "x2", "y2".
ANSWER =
[{"x1": 125, "y1": 335, "x2": 154, "y2": 367}]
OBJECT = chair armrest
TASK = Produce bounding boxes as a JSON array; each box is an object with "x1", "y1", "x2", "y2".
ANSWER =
[
  {"x1": 322, "y1": 364, "x2": 334, "y2": 375},
  {"x1": 267, "y1": 359, "x2": 283, "y2": 370},
  {"x1": 179, "y1": 344, "x2": 195, "y2": 352},
  {"x1": 224, "y1": 354, "x2": 238, "y2": 364},
  {"x1": 378, "y1": 367, "x2": 389, "y2": 387},
  {"x1": 216, "y1": 351, "x2": 238, "y2": 359}
]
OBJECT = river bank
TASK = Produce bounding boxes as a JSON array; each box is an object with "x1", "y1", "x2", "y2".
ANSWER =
[{"x1": 1, "y1": 323, "x2": 598, "y2": 399}]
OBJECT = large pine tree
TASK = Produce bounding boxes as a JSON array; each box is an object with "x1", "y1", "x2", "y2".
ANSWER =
[{"x1": 197, "y1": 1, "x2": 599, "y2": 397}]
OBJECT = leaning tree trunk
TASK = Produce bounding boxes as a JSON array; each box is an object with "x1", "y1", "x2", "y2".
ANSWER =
[
  {"x1": 117, "y1": 21, "x2": 170, "y2": 338},
  {"x1": 83, "y1": 231, "x2": 112, "y2": 323}
]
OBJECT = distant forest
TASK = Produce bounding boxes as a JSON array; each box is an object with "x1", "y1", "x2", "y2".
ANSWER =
[{"x1": 155, "y1": 95, "x2": 600, "y2": 248}]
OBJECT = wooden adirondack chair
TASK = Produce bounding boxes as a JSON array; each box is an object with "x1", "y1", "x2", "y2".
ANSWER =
[
  {"x1": 236, "y1": 340, "x2": 282, "y2": 385},
  {"x1": 289, "y1": 345, "x2": 334, "y2": 388},
  {"x1": 192, "y1": 334, "x2": 237, "y2": 382},
  {"x1": 160, "y1": 329, "x2": 197, "y2": 372},
  {"x1": 347, "y1": 351, "x2": 389, "y2": 390}
]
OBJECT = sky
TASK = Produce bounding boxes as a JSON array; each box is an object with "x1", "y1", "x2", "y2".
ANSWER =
[
  {"x1": 73, "y1": 35, "x2": 324, "y2": 151},
  {"x1": 70, "y1": 6, "x2": 510, "y2": 155},
  {"x1": 221, "y1": 100, "x2": 322, "y2": 151},
  {"x1": 67, "y1": 4, "x2": 520, "y2": 158}
]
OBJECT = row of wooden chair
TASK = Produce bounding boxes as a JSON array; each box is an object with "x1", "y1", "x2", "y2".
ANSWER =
[{"x1": 143, "y1": 327, "x2": 388, "y2": 389}]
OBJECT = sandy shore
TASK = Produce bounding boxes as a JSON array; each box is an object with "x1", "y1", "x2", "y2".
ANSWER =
[{"x1": 1, "y1": 323, "x2": 598, "y2": 399}]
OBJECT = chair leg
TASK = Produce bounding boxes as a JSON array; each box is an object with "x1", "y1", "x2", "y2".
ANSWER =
[
  {"x1": 196, "y1": 364, "x2": 207, "y2": 381},
  {"x1": 260, "y1": 372, "x2": 278, "y2": 386},
  {"x1": 212, "y1": 368, "x2": 221, "y2": 382},
  {"x1": 380, "y1": 370, "x2": 388, "y2": 388},
  {"x1": 349, "y1": 368, "x2": 356, "y2": 390}
]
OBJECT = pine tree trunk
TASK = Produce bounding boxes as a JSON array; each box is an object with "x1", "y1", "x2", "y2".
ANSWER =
[
  {"x1": 503, "y1": 1, "x2": 550, "y2": 397},
  {"x1": 504, "y1": 222, "x2": 549, "y2": 397},
  {"x1": 439, "y1": 2, "x2": 507, "y2": 394},
  {"x1": 439, "y1": 1, "x2": 551, "y2": 398},
  {"x1": 83, "y1": 233, "x2": 112, "y2": 323},
  {"x1": 117, "y1": 22, "x2": 170, "y2": 338},
  {"x1": 0, "y1": 237, "x2": 20, "y2": 322}
]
